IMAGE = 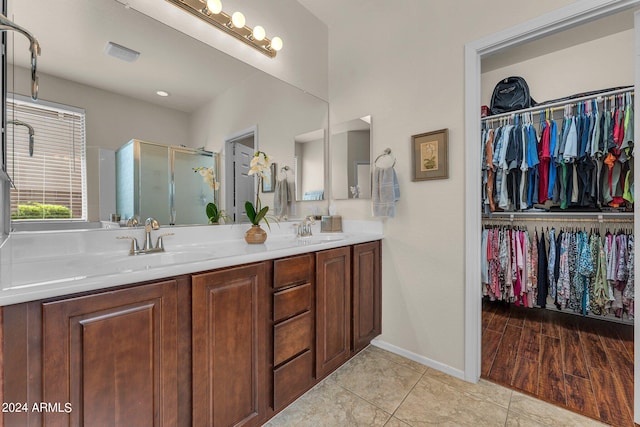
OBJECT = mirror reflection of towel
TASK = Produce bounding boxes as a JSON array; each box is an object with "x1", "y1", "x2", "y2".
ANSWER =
[
  {"x1": 274, "y1": 178, "x2": 290, "y2": 217},
  {"x1": 372, "y1": 167, "x2": 400, "y2": 218}
]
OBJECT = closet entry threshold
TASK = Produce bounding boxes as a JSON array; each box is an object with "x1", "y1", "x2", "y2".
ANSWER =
[{"x1": 482, "y1": 300, "x2": 634, "y2": 427}]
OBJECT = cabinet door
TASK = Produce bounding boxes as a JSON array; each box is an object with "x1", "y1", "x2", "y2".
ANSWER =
[
  {"x1": 192, "y1": 263, "x2": 268, "y2": 427},
  {"x1": 352, "y1": 241, "x2": 382, "y2": 353},
  {"x1": 316, "y1": 246, "x2": 351, "y2": 379},
  {"x1": 41, "y1": 280, "x2": 179, "y2": 427}
]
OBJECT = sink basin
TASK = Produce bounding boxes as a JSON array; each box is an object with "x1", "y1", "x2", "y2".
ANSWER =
[
  {"x1": 9, "y1": 249, "x2": 216, "y2": 288},
  {"x1": 104, "y1": 250, "x2": 214, "y2": 273},
  {"x1": 308, "y1": 233, "x2": 346, "y2": 242},
  {"x1": 296, "y1": 233, "x2": 346, "y2": 245}
]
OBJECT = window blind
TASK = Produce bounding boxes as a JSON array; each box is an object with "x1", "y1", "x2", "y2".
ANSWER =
[{"x1": 6, "y1": 95, "x2": 87, "y2": 220}]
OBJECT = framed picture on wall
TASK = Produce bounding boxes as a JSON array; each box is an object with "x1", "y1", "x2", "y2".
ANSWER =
[
  {"x1": 411, "y1": 128, "x2": 448, "y2": 181},
  {"x1": 262, "y1": 162, "x2": 276, "y2": 193}
]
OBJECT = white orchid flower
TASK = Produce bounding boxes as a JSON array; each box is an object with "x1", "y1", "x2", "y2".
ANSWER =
[{"x1": 248, "y1": 151, "x2": 270, "y2": 178}]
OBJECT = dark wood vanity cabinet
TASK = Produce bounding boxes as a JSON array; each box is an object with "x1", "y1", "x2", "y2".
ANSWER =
[
  {"x1": 352, "y1": 241, "x2": 382, "y2": 353},
  {"x1": 2, "y1": 240, "x2": 382, "y2": 427},
  {"x1": 272, "y1": 254, "x2": 315, "y2": 411},
  {"x1": 191, "y1": 262, "x2": 270, "y2": 427},
  {"x1": 3, "y1": 277, "x2": 186, "y2": 427},
  {"x1": 315, "y1": 246, "x2": 352, "y2": 379}
]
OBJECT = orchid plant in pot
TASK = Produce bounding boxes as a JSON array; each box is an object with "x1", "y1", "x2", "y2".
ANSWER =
[
  {"x1": 193, "y1": 166, "x2": 230, "y2": 224},
  {"x1": 245, "y1": 151, "x2": 275, "y2": 243}
]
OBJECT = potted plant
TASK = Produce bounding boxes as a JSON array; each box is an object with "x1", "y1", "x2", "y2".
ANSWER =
[
  {"x1": 194, "y1": 166, "x2": 229, "y2": 224},
  {"x1": 205, "y1": 202, "x2": 230, "y2": 224},
  {"x1": 244, "y1": 151, "x2": 276, "y2": 243}
]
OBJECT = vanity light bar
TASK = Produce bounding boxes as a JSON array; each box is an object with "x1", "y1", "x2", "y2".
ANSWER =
[{"x1": 166, "y1": 0, "x2": 281, "y2": 58}]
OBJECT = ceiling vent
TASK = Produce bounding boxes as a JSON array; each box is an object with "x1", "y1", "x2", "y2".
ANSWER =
[{"x1": 104, "y1": 41, "x2": 140, "y2": 62}]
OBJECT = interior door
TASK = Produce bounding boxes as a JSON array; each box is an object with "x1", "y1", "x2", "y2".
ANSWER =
[{"x1": 233, "y1": 142, "x2": 255, "y2": 223}]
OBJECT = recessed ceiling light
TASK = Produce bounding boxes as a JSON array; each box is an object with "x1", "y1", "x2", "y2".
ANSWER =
[{"x1": 156, "y1": 90, "x2": 170, "y2": 97}]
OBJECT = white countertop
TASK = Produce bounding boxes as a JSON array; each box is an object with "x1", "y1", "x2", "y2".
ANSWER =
[{"x1": 0, "y1": 220, "x2": 383, "y2": 306}]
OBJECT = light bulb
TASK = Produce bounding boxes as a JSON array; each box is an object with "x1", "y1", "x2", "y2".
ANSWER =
[
  {"x1": 271, "y1": 36, "x2": 283, "y2": 51},
  {"x1": 252, "y1": 25, "x2": 266, "y2": 41},
  {"x1": 206, "y1": 0, "x2": 222, "y2": 14},
  {"x1": 231, "y1": 11, "x2": 245, "y2": 28}
]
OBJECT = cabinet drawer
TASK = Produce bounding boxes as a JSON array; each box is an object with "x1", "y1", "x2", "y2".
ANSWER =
[
  {"x1": 274, "y1": 254, "x2": 312, "y2": 289},
  {"x1": 274, "y1": 311, "x2": 313, "y2": 366},
  {"x1": 274, "y1": 282, "x2": 312, "y2": 322},
  {"x1": 273, "y1": 349, "x2": 313, "y2": 410}
]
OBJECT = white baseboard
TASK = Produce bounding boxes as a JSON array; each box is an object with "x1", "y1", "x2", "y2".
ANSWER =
[{"x1": 370, "y1": 338, "x2": 467, "y2": 382}]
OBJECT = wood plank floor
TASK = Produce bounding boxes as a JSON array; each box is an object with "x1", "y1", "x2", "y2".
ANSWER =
[{"x1": 482, "y1": 300, "x2": 635, "y2": 427}]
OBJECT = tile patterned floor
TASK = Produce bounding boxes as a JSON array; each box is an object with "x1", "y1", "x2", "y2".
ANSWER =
[{"x1": 265, "y1": 345, "x2": 607, "y2": 427}]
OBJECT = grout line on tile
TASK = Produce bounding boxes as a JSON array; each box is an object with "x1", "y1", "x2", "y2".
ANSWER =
[
  {"x1": 328, "y1": 378, "x2": 394, "y2": 424},
  {"x1": 386, "y1": 369, "x2": 426, "y2": 421}
]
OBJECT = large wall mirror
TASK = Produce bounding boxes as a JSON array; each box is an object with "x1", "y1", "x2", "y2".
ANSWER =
[
  {"x1": 4, "y1": 0, "x2": 328, "y2": 231},
  {"x1": 330, "y1": 115, "x2": 372, "y2": 199},
  {"x1": 294, "y1": 129, "x2": 325, "y2": 201}
]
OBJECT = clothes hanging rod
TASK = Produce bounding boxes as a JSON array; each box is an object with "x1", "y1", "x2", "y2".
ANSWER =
[
  {"x1": 482, "y1": 86, "x2": 634, "y2": 122},
  {"x1": 482, "y1": 216, "x2": 633, "y2": 224},
  {"x1": 483, "y1": 211, "x2": 633, "y2": 219}
]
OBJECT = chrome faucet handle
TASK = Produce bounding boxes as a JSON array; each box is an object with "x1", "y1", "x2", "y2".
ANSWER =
[
  {"x1": 143, "y1": 218, "x2": 159, "y2": 251},
  {"x1": 145, "y1": 217, "x2": 159, "y2": 231},
  {"x1": 126, "y1": 217, "x2": 138, "y2": 227},
  {"x1": 117, "y1": 236, "x2": 140, "y2": 255},
  {"x1": 155, "y1": 233, "x2": 174, "y2": 251}
]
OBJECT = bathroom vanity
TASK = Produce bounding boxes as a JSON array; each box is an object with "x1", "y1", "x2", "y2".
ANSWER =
[{"x1": 0, "y1": 222, "x2": 382, "y2": 426}]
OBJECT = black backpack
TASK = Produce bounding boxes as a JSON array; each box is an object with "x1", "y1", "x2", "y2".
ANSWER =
[{"x1": 489, "y1": 77, "x2": 536, "y2": 115}]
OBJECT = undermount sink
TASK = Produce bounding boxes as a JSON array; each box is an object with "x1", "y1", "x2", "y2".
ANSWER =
[
  {"x1": 309, "y1": 233, "x2": 346, "y2": 241},
  {"x1": 297, "y1": 233, "x2": 346, "y2": 244}
]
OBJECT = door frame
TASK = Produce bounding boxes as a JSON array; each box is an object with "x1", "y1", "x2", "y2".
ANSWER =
[
  {"x1": 463, "y1": 0, "x2": 640, "y2": 421},
  {"x1": 224, "y1": 125, "x2": 258, "y2": 222}
]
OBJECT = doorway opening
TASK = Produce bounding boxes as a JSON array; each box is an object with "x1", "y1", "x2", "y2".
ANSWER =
[
  {"x1": 464, "y1": 1, "x2": 640, "y2": 424},
  {"x1": 224, "y1": 127, "x2": 257, "y2": 223}
]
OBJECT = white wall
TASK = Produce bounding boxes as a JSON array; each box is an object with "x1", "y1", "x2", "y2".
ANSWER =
[
  {"x1": 9, "y1": 66, "x2": 190, "y2": 221},
  {"x1": 325, "y1": 0, "x2": 578, "y2": 373},
  {"x1": 482, "y1": 29, "x2": 634, "y2": 106}
]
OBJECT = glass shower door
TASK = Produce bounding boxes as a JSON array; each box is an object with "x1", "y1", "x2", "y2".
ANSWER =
[{"x1": 172, "y1": 148, "x2": 216, "y2": 225}]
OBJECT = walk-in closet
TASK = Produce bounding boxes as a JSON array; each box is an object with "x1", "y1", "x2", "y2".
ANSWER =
[{"x1": 479, "y1": 9, "x2": 636, "y2": 426}]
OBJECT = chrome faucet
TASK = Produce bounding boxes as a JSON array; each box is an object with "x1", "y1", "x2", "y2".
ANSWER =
[
  {"x1": 117, "y1": 217, "x2": 173, "y2": 255},
  {"x1": 143, "y1": 217, "x2": 159, "y2": 251},
  {"x1": 296, "y1": 216, "x2": 315, "y2": 237}
]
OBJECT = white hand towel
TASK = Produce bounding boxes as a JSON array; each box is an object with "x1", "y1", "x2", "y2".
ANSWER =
[
  {"x1": 372, "y1": 166, "x2": 400, "y2": 218},
  {"x1": 273, "y1": 178, "x2": 290, "y2": 217}
]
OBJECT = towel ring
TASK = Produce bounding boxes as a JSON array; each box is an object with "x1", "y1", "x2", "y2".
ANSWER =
[{"x1": 374, "y1": 148, "x2": 396, "y2": 167}]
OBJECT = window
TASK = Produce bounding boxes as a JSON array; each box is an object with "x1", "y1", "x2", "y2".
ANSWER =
[{"x1": 6, "y1": 94, "x2": 87, "y2": 221}]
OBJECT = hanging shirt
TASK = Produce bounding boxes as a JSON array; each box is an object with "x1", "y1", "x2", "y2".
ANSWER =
[
  {"x1": 548, "y1": 228, "x2": 557, "y2": 299},
  {"x1": 563, "y1": 117, "x2": 578, "y2": 163},
  {"x1": 548, "y1": 120, "x2": 558, "y2": 200},
  {"x1": 537, "y1": 231, "x2": 548, "y2": 307},
  {"x1": 538, "y1": 120, "x2": 551, "y2": 204}
]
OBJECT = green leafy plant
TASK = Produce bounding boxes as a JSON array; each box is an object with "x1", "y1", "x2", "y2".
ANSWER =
[
  {"x1": 205, "y1": 202, "x2": 230, "y2": 224},
  {"x1": 244, "y1": 200, "x2": 270, "y2": 226},
  {"x1": 12, "y1": 202, "x2": 72, "y2": 219}
]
